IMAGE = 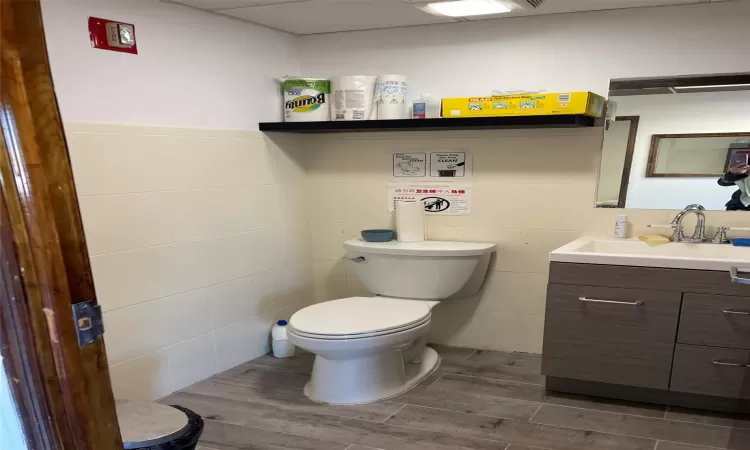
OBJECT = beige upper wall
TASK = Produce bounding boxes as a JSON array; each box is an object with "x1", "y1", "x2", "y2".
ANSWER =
[
  {"x1": 41, "y1": 0, "x2": 299, "y2": 129},
  {"x1": 298, "y1": 1, "x2": 750, "y2": 103}
]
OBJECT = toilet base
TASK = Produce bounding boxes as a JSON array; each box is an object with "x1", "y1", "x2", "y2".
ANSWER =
[{"x1": 303, "y1": 347, "x2": 440, "y2": 405}]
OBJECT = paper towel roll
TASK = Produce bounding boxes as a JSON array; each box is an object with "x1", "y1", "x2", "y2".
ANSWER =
[
  {"x1": 331, "y1": 75, "x2": 377, "y2": 121},
  {"x1": 281, "y1": 77, "x2": 331, "y2": 122},
  {"x1": 396, "y1": 200, "x2": 426, "y2": 243},
  {"x1": 376, "y1": 74, "x2": 408, "y2": 120}
]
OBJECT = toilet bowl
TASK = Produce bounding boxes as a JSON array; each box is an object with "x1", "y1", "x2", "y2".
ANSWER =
[
  {"x1": 287, "y1": 296, "x2": 439, "y2": 405},
  {"x1": 289, "y1": 239, "x2": 496, "y2": 405}
]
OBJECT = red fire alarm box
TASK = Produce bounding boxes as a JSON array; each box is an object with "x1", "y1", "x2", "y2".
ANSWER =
[{"x1": 88, "y1": 17, "x2": 138, "y2": 55}]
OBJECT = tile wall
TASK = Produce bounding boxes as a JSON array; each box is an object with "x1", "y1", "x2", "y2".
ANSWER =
[
  {"x1": 69, "y1": 124, "x2": 750, "y2": 400},
  {"x1": 66, "y1": 123, "x2": 311, "y2": 400},
  {"x1": 302, "y1": 128, "x2": 750, "y2": 354}
]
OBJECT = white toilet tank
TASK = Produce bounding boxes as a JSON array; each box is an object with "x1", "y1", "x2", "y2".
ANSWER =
[{"x1": 343, "y1": 240, "x2": 496, "y2": 300}]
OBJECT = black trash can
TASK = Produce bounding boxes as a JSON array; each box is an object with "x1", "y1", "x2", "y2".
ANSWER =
[{"x1": 117, "y1": 400, "x2": 204, "y2": 450}]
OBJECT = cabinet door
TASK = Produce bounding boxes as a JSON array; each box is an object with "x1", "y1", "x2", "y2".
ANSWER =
[
  {"x1": 542, "y1": 284, "x2": 681, "y2": 389},
  {"x1": 678, "y1": 293, "x2": 750, "y2": 350},
  {"x1": 671, "y1": 344, "x2": 750, "y2": 399}
]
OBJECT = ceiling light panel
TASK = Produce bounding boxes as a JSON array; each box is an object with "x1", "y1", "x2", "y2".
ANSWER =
[
  {"x1": 422, "y1": 0, "x2": 515, "y2": 17},
  {"x1": 224, "y1": 1, "x2": 455, "y2": 34}
]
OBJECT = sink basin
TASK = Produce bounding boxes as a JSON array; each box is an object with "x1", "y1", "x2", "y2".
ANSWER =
[{"x1": 551, "y1": 237, "x2": 750, "y2": 271}]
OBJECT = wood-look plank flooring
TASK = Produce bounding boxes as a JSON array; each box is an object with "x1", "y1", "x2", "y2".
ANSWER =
[{"x1": 161, "y1": 345, "x2": 750, "y2": 450}]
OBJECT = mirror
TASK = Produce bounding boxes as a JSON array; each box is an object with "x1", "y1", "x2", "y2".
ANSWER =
[{"x1": 595, "y1": 73, "x2": 750, "y2": 210}]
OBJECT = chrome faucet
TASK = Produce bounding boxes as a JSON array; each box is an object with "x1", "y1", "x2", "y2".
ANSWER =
[{"x1": 669, "y1": 204, "x2": 706, "y2": 242}]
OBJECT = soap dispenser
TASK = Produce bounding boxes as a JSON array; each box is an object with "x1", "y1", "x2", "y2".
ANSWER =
[{"x1": 614, "y1": 214, "x2": 629, "y2": 238}]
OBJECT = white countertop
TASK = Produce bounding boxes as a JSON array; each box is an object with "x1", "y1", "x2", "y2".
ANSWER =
[{"x1": 550, "y1": 236, "x2": 750, "y2": 272}]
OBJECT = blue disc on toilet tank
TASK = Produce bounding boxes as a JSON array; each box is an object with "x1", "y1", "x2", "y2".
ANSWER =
[{"x1": 277, "y1": 320, "x2": 288, "y2": 326}]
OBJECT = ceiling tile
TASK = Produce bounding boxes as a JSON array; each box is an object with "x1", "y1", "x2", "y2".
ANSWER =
[
  {"x1": 174, "y1": 0, "x2": 308, "y2": 12},
  {"x1": 220, "y1": 0, "x2": 456, "y2": 34},
  {"x1": 463, "y1": 0, "x2": 699, "y2": 20}
]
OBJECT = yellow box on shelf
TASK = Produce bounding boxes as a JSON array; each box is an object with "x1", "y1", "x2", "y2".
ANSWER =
[{"x1": 441, "y1": 91, "x2": 606, "y2": 119}]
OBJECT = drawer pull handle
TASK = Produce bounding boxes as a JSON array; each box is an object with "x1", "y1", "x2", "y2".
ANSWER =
[
  {"x1": 729, "y1": 267, "x2": 750, "y2": 285},
  {"x1": 712, "y1": 360, "x2": 750, "y2": 368},
  {"x1": 578, "y1": 297, "x2": 643, "y2": 306},
  {"x1": 722, "y1": 309, "x2": 750, "y2": 315}
]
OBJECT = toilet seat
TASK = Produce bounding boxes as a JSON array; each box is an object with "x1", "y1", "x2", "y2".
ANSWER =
[{"x1": 289, "y1": 297, "x2": 432, "y2": 340}]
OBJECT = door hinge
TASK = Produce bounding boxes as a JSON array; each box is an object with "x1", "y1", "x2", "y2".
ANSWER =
[{"x1": 72, "y1": 301, "x2": 104, "y2": 347}]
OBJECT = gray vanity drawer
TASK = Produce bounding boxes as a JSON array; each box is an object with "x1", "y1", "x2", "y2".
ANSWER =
[
  {"x1": 543, "y1": 339, "x2": 675, "y2": 389},
  {"x1": 542, "y1": 284, "x2": 681, "y2": 389},
  {"x1": 678, "y1": 294, "x2": 750, "y2": 350},
  {"x1": 550, "y1": 262, "x2": 750, "y2": 297},
  {"x1": 671, "y1": 344, "x2": 750, "y2": 399},
  {"x1": 544, "y1": 284, "x2": 681, "y2": 343}
]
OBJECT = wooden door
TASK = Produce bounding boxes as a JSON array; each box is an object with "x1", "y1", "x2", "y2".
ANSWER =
[{"x1": 1, "y1": 0, "x2": 123, "y2": 448}]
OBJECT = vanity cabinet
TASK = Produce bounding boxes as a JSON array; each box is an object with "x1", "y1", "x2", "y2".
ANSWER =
[
  {"x1": 543, "y1": 262, "x2": 750, "y2": 412},
  {"x1": 544, "y1": 284, "x2": 680, "y2": 389}
]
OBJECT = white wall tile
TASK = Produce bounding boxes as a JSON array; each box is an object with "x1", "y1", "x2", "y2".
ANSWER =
[
  {"x1": 277, "y1": 183, "x2": 308, "y2": 227},
  {"x1": 109, "y1": 353, "x2": 172, "y2": 401},
  {"x1": 213, "y1": 301, "x2": 306, "y2": 373},
  {"x1": 310, "y1": 223, "x2": 349, "y2": 261},
  {"x1": 429, "y1": 299, "x2": 545, "y2": 354},
  {"x1": 343, "y1": 182, "x2": 394, "y2": 231},
  {"x1": 161, "y1": 334, "x2": 218, "y2": 392},
  {"x1": 306, "y1": 182, "x2": 349, "y2": 224},
  {"x1": 477, "y1": 272, "x2": 549, "y2": 316},
  {"x1": 103, "y1": 288, "x2": 211, "y2": 364},
  {"x1": 209, "y1": 275, "x2": 265, "y2": 330},
  {"x1": 284, "y1": 225, "x2": 312, "y2": 263},
  {"x1": 236, "y1": 137, "x2": 276, "y2": 186},
  {"x1": 92, "y1": 230, "x2": 286, "y2": 311},
  {"x1": 213, "y1": 317, "x2": 269, "y2": 372},
  {"x1": 280, "y1": 263, "x2": 314, "y2": 305},
  {"x1": 68, "y1": 132, "x2": 245, "y2": 195},
  {"x1": 312, "y1": 259, "x2": 347, "y2": 302},
  {"x1": 80, "y1": 185, "x2": 280, "y2": 255},
  {"x1": 209, "y1": 267, "x2": 295, "y2": 330},
  {"x1": 68, "y1": 124, "x2": 313, "y2": 401},
  {"x1": 271, "y1": 136, "x2": 307, "y2": 184}
]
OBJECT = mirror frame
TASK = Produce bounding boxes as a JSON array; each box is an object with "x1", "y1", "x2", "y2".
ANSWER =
[{"x1": 645, "y1": 132, "x2": 750, "y2": 178}]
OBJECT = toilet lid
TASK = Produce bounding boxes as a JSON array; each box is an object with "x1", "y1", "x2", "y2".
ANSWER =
[{"x1": 289, "y1": 297, "x2": 432, "y2": 338}]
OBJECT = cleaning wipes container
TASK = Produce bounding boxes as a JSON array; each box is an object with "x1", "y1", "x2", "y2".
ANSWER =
[{"x1": 272, "y1": 320, "x2": 296, "y2": 358}]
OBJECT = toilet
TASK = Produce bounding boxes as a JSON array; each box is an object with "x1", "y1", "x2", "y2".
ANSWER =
[{"x1": 287, "y1": 239, "x2": 496, "y2": 405}]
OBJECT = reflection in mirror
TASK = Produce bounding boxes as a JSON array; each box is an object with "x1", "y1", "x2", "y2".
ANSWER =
[
  {"x1": 595, "y1": 73, "x2": 750, "y2": 210},
  {"x1": 647, "y1": 133, "x2": 750, "y2": 177},
  {"x1": 597, "y1": 117, "x2": 639, "y2": 208}
]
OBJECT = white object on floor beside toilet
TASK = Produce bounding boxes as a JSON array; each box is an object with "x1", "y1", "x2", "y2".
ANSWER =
[
  {"x1": 271, "y1": 320, "x2": 296, "y2": 359},
  {"x1": 286, "y1": 239, "x2": 496, "y2": 405}
]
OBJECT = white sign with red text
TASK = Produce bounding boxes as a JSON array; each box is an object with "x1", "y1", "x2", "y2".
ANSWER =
[{"x1": 387, "y1": 183, "x2": 472, "y2": 215}]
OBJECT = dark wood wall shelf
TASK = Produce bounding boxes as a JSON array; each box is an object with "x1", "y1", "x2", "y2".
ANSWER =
[{"x1": 259, "y1": 115, "x2": 601, "y2": 133}]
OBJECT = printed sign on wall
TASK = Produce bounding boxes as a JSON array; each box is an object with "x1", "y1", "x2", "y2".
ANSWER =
[
  {"x1": 388, "y1": 183, "x2": 472, "y2": 215},
  {"x1": 391, "y1": 151, "x2": 472, "y2": 181},
  {"x1": 392, "y1": 153, "x2": 427, "y2": 178}
]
